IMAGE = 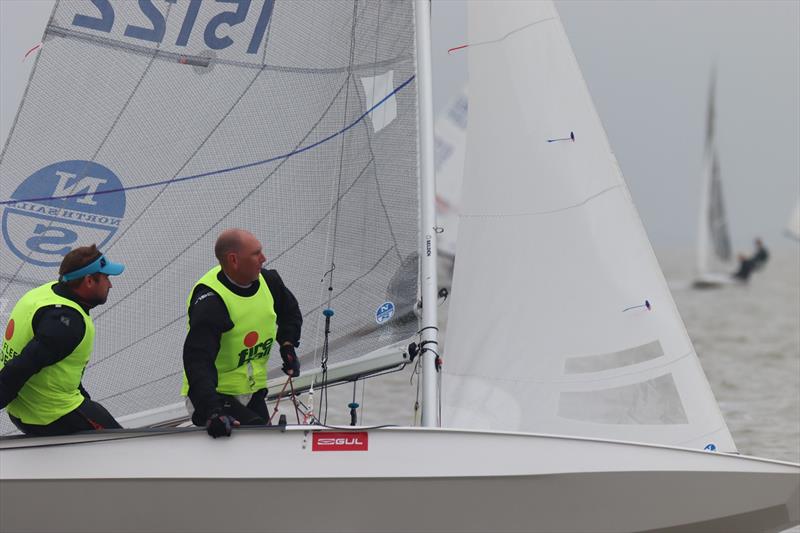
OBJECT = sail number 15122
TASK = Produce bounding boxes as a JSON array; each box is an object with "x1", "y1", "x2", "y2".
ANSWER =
[{"x1": 71, "y1": 0, "x2": 275, "y2": 54}]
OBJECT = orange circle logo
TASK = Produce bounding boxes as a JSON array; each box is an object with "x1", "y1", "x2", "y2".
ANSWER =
[
  {"x1": 4, "y1": 319, "x2": 14, "y2": 341},
  {"x1": 243, "y1": 331, "x2": 259, "y2": 348}
]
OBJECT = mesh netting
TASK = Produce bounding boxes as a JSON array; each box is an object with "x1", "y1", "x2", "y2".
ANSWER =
[{"x1": 0, "y1": 0, "x2": 419, "y2": 433}]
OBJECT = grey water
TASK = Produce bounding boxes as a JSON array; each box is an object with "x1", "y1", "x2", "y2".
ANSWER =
[
  {"x1": 662, "y1": 247, "x2": 800, "y2": 464},
  {"x1": 322, "y1": 247, "x2": 800, "y2": 465}
]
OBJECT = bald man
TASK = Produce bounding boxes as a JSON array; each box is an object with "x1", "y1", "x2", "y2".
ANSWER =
[{"x1": 181, "y1": 229, "x2": 302, "y2": 438}]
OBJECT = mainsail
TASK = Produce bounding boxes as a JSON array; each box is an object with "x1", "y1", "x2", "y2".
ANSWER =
[
  {"x1": 1, "y1": 0, "x2": 420, "y2": 432},
  {"x1": 696, "y1": 72, "x2": 732, "y2": 277},
  {"x1": 442, "y1": 0, "x2": 736, "y2": 451}
]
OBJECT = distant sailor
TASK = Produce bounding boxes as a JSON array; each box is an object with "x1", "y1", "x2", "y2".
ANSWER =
[
  {"x1": 732, "y1": 253, "x2": 756, "y2": 282},
  {"x1": 0, "y1": 245, "x2": 125, "y2": 436},
  {"x1": 182, "y1": 229, "x2": 302, "y2": 439},
  {"x1": 752, "y1": 238, "x2": 769, "y2": 270}
]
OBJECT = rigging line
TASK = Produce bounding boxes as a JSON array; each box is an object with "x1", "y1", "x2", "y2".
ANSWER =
[
  {"x1": 315, "y1": 0, "x2": 361, "y2": 415},
  {"x1": 0, "y1": 75, "x2": 415, "y2": 208},
  {"x1": 105, "y1": 61, "x2": 266, "y2": 254},
  {"x1": 324, "y1": 0, "x2": 361, "y2": 307},
  {"x1": 301, "y1": 245, "x2": 396, "y2": 320},
  {"x1": 351, "y1": 64, "x2": 404, "y2": 265},
  {"x1": 459, "y1": 184, "x2": 624, "y2": 219},
  {"x1": 0, "y1": 275, "x2": 39, "y2": 288},
  {"x1": 268, "y1": 157, "x2": 375, "y2": 265},
  {"x1": 86, "y1": 314, "x2": 183, "y2": 370},
  {"x1": 96, "y1": 368, "x2": 182, "y2": 403},
  {"x1": 309, "y1": 0, "x2": 371, "y2": 373},
  {"x1": 91, "y1": 77, "x2": 352, "y2": 323},
  {"x1": 0, "y1": 3, "x2": 175, "y2": 300}
]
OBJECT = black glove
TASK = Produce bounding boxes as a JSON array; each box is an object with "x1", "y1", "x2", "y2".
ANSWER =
[
  {"x1": 280, "y1": 344, "x2": 300, "y2": 377},
  {"x1": 206, "y1": 410, "x2": 237, "y2": 438}
]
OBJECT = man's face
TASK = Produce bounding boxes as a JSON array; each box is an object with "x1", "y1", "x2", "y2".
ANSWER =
[
  {"x1": 232, "y1": 233, "x2": 266, "y2": 284},
  {"x1": 84, "y1": 273, "x2": 112, "y2": 305}
]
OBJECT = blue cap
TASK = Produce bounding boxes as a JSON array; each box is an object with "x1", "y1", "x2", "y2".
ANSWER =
[{"x1": 60, "y1": 254, "x2": 125, "y2": 282}]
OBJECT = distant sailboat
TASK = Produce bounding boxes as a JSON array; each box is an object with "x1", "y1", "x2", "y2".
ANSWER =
[{"x1": 692, "y1": 72, "x2": 735, "y2": 289}]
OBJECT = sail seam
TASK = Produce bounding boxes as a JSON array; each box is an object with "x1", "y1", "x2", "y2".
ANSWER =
[
  {"x1": 46, "y1": 25, "x2": 412, "y2": 75},
  {"x1": 446, "y1": 348, "x2": 696, "y2": 385},
  {"x1": 460, "y1": 184, "x2": 622, "y2": 218},
  {"x1": 466, "y1": 17, "x2": 556, "y2": 51}
]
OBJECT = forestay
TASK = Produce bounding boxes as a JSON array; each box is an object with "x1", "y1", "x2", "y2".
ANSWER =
[
  {"x1": 696, "y1": 73, "x2": 732, "y2": 277},
  {"x1": 442, "y1": 0, "x2": 736, "y2": 451},
  {"x1": 0, "y1": 0, "x2": 420, "y2": 432}
]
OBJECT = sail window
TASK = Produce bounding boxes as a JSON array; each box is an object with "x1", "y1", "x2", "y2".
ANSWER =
[
  {"x1": 557, "y1": 374, "x2": 688, "y2": 424},
  {"x1": 563, "y1": 340, "x2": 664, "y2": 374},
  {"x1": 361, "y1": 71, "x2": 397, "y2": 132}
]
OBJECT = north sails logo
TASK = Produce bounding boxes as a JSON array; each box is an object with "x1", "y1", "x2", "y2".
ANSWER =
[{"x1": 2, "y1": 160, "x2": 126, "y2": 267}]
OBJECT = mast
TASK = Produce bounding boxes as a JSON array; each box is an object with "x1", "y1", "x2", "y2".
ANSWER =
[
  {"x1": 695, "y1": 70, "x2": 715, "y2": 276},
  {"x1": 414, "y1": 0, "x2": 440, "y2": 427}
]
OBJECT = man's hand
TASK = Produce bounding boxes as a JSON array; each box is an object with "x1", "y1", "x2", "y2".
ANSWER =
[
  {"x1": 206, "y1": 410, "x2": 239, "y2": 438},
  {"x1": 280, "y1": 343, "x2": 300, "y2": 377}
]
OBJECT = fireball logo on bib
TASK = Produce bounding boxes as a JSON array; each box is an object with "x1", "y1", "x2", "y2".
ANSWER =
[
  {"x1": 2, "y1": 160, "x2": 126, "y2": 267},
  {"x1": 237, "y1": 331, "x2": 273, "y2": 368},
  {"x1": 4, "y1": 319, "x2": 13, "y2": 341}
]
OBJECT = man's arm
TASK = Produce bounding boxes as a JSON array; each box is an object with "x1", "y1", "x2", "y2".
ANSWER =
[
  {"x1": 262, "y1": 269, "x2": 302, "y2": 346},
  {"x1": 183, "y1": 287, "x2": 230, "y2": 420},
  {"x1": 0, "y1": 306, "x2": 85, "y2": 409}
]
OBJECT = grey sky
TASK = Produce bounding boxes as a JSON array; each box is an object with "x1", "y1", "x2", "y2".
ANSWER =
[{"x1": 2, "y1": 0, "x2": 798, "y2": 250}]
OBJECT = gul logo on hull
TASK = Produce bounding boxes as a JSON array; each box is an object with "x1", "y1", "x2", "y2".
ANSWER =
[
  {"x1": 312, "y1": 432, "x2": 369, "y2": 452},
  {"x1": 2, "y1": 160, "x2": 126, "y2": 266}
]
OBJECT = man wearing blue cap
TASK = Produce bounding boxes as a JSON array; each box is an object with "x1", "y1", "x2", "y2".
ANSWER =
[{"x1": 0, "y1": 244, "x2": 125, "y2": 436}]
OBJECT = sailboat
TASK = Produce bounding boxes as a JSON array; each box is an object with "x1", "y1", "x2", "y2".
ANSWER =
[
  {"x1": 692, "y1": 72, "x2": 735, "y2": 289},
  {"x1": 1, "y1": 2, "x2": 798, "y2": 532},
  {"x1": 786, "y1": 200, "x2": 800, "y2": 241}
]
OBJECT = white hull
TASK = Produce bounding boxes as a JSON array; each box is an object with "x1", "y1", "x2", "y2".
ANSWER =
[
  {"x1": 692, "y1": 271, "x2": 737, "y2": 289},
  {"x1": 2, "y1": 426, "x2": 798, "y2": 533}
]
